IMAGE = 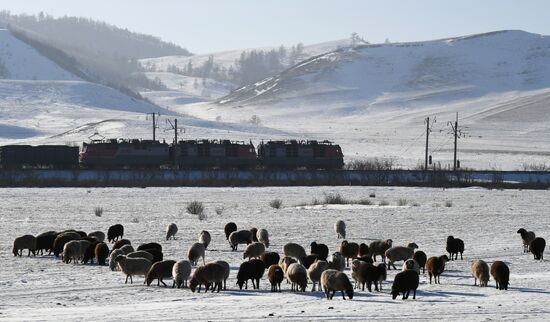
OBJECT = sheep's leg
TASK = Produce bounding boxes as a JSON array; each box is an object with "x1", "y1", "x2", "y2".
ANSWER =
[
  {"x1": 161, "y1": 279, "x2": 167, "y2": 287},
  {"x1": 474, "y1": 278, "x2": 477, "y2": 286},
  {"x1": 256, "y1": 278, "x2": 260, "y2": 289},
  {"x1": 125, "y1": 275, "x2": 129, "y2": 284},
  {"x1": 460, "y1": 252, "x2": 463, "y2": 260},
  {"x1": 405, "y1": 290, "x2": 410, "y2": 299},
  {"x1": 341, "y1": 291, "x2": 346, "y2": 300},
  {"x1": 330, "y1": 290, "x2": 335, "y2": 299},
  {"x1": 429, "y1": 274, "x2": 432, "y2": 284},
  {"x1": 391, "y1": 262, "x2": 397, "y2": 270}
]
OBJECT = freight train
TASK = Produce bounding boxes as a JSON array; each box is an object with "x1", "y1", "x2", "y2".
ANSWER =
[{"x1": 0, "y1": 139, "x2": 344, "y2": 170}]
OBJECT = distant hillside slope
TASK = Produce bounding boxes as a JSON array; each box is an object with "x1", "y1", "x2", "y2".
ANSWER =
[
  {"x1": 218, "y1": 30, "x2": 550, "y2": 108},
  {"x1": 0, "y1": 29, "x2": 78, "y2": 80}
]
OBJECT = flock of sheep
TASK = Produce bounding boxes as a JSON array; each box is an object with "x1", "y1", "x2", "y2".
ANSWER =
[{"x1": 11, "y1": 219, "x2": 546, "y2": 301}]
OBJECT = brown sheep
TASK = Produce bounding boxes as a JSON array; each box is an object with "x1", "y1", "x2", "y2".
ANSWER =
[
  {"x1": 321, "y1": 269, "x2": 354, "y2": 300},
  {"x1": 146, "y1": 260, "x2": 177, "y2": 287},
  {"x1": 260, "y1": 251, "x2": 280, "y2": 269},
  {"x1": 490, "y1": 261, "x2": 510, "y2": 290},
  {"x1": 112, "y1": 239, "x2": 131, "y2": 251},
  {"x1": 369, "y1": 239, "x2": 393, "y2": 263},
  {"x1": 189, "y1": 263, "x2": 226, "y2": 293},
  {"x1": 95, "y1": 242, "x2": 109, "y2": 266},
  {"x1": 268, "y1": 264, "x2": 284, "y2": 292},
  {"x1": 310, "y1": 242, "x2": 329, "y2": 261},
  {"x1": 340, "y1": 240, "x2": 359, "y2": 267},
  {"x1": 426, "y1": 255, "x2": 449, "y2": 284}
]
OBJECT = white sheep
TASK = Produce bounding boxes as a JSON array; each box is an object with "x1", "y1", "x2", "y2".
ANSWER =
[
  {"x1": 114, "y1": 255, "x2": 152, "y2": 284},
  {"x1": 62, "y1": 240, "x2": 81, "y2": 264},
  {"x1": 109, "y1": 249, "x2": 125, "y2": 271},
  {"x1": 243, "y1": 242, "x2": 266, "y2": 260},
  {"x1": 257, "y1": 229, "x2": 270, "y2": 248},
  {"x1": 471, "y1": 259, "x2": 490, "y2": 287},
  {"x1": 166, "y1": 223, "x2": 178, "y2": 240},
  {"x1": 188, "y1": 242, "x2": 206, "y2": 266},
  {"x1": 334, "y1": 220, "x2": 346, "y2": 239},
  {"x1": 172, "y1": 260, "x2": 192, "y2": 288},
  {"x1": 307, "y1": 260, "x2": 329, "y2": 291},
  {"x1": 287, "y1": 263, "x2": 308, "y2": 292},
  {"x1": 198, "y1": 230, "x2": 211, "y2": 249},
  {"x1": 329, "y1": 252, "x2": 345, "y2": 271}
]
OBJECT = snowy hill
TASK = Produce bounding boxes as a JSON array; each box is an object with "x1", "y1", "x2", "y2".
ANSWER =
[
  {"x1": 173, "y1": 31, "x2": 550, "y2": 170},
  {"x1": 0, "y1": 29, "x2": 78, "y2": 80}
]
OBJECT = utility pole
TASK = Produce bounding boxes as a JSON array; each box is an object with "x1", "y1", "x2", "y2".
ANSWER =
[
  {"x1": 166, "y1": 118, "x2": 182, "y2": 169},
  {"x1": 453, "y1": 113, "x2": 458, "y2": 171},
  {"x1": 447, "y1": 112, "x2": 467, "y2": 171},
  {"x1": 146, "y1": 113, "x2": 160, "y2": 141},
  {"x1": 425, "y1": 117, "x2": 430, "y2": 171},
  {"x1": 424, "y1": 117, "x2": 435, "y2": 170}
]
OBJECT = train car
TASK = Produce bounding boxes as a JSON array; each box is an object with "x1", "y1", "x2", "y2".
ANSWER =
[
  {"x1": 0, "y1": 145, "x2": 79, "y2": 169},
  {"x1": 172, "y1": 139, "x2": 257, "y2": 169},
  {"x1": 79, "y1": 139, "x2": 170, "y2": 168},
  {"x1": 257, "y1": 140, "x2": 344, "y2": 170}
]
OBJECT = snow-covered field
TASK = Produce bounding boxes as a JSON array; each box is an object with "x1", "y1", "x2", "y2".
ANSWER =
[{"x1": 1, "y1": 186, "x2": 549, "y2": 321}]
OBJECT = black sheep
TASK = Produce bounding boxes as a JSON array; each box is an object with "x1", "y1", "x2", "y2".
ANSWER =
[
  {"x1": 107, "y1": 224, "x2": 124, "y2": 243},
  {"x1": 224, "y1": 222, "x2": 237, "y2": 240},
  {"x1": 82, "y1": 240, "x2": 100, "y2": 264},
  {"x1": 413, "y1": 250, "x2": 427, "y2": 274},
  {"x1": 391, "y1": 270, "x2": 419, "y2": 300},
  {"x1": 260, "y1": 251, "x2": 280, "y2": 269},
  {"x1": 137, "y1": 242, "x2": 162, "y2": 252},
  {"x1": 446, "y1": 236, "x2": 465, "y2": 260},
  {"x1": 310, "y1": 242, "x2": 329, "y2": 261},
  {"x1": 530, "y1": 237, "x2": 546, "y2": 260},
  {"x1": 301, "y1": 254, "x2": 320, "y2": 269},
  {"x1": 143, "y1": 248, "x2": 163, "y2": 263},
  {"x1": 35, "y1": 231, "x2": 57, "y2": 256},
  {"x1": 237, "y1": 259, "x2": 265, "y2": 290}
]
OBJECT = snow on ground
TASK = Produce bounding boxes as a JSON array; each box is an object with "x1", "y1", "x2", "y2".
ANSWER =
[{"x1": 1, "y1": 187, "x2": 549, "y2": 320}]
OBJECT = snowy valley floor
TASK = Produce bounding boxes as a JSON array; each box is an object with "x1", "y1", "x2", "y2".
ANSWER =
[{"x1": 0, "y1": 186, "x2": 549, "y2": 321}]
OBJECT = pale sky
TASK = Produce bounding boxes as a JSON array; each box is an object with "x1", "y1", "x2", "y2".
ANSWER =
[{"x1": 0, "y1": 0, "x2": 549, "y2": 54}]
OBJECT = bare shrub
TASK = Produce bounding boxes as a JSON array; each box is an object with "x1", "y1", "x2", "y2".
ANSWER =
[
  {"x1": 358, "y1": 198, "x2": 372, "y2": 205},
  {"x1": 412, "y1": 202, "x2": 420, "y2": 207},
  {"x1": 397, "y1": 199, "x2": 408, "y2": 206},
  {"x1": 369, "y1": 192, "x2": 376, "y2": 198},
  {"x1": 215, "y1": 206, "x2": 224, "y2": 215},
  {"x1": 444, "y1": 200, "x2": 453, "y2": 207},
  {"x1": 324, "y1": 193, "x2": 347, "y2": 204},
  {"x1": 94, "y1": 207, "x2": 103, "y2": 217},
  {"x1": 378, "y1": 200, "x2": 389, "y2": 206},
  {"x1": 269, "y1": 198, "x2": 283, "y2": 209},
  {"x1": 345, "y1": 158, "x2": 395, "y2": 171},
  {"x1": 187, "y1": 201, "x2": 204, "y2": 216},
  {"x1": 521, "y1": 162, "x2": 549, "y2": 171}
]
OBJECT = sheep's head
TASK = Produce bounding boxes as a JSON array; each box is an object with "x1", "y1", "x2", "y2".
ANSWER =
[
  {"x1": 243, "y1": 251, "x2": 249, "y2": 260},
  {"x1": 517, "y1": 228, "x2": 526, "y2": 234},
  {"x1": 407, "y1": 242, "x2": 419, "y2": 249},
  {"x1": 236, "y1": 279, "x2": 245, "y2": 290},
  {"x1": 386, "y1": 239, "x2": 393, "y2": 247},
  {"x1": 447, "y1": 236, "x2": 454, "y2": 242},
  {"x1": 189, "y1": 277, "x2": 198, "y2": 292},
  {"x1": 114, "y1": 255, "x2": 125, "y2": 262},
  {"x1": 391, "y1": 289, "x2": 400, "y2": 300},
  {"x1": 442, "y1": 255, "x2": 450, "y2": 262}
]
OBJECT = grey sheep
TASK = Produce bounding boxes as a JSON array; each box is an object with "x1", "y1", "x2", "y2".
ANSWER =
[
  {"x1": 471, "y1": 259, "x2": 489, "y2": 287},
  {"x1": 88, "y1": 231, "x2": 105, "y2": 242},
  {"x1": 114, "y1": 255, "x2": 152, "y2": 284},
  {"x1": 257, "y1": 229, "x2": 270, "y2": 248},
  {"x1": 12, "y1": 235, "x2": 36, "y2": 257},
  {"x1": 308, "y1": 260, "x2": 329, "y2": 292},
  {"x1": 517, "y1": 228, "x2": 536, "y2": 253},
  {"x1": 127, "y1": 251, "x2": 154, "y2": 262},
  {"x1": 334, "y1": 220, "x2": 346, "y2": 239},
  {"x1": 385, "y1": 243, "x2": 418, "y2": 270},
  {"x1": 120, "y1": 244, "x2": 135, "y2": 255},
  {"x1": 369, "y1": 239, "x2": 393, "y2": 263},
  {"x1": 283, "y1": 243, "x2": 307, "y2": 262},
  {"x1": 243, "y1": 242, "x2": 266, "y2": 260},
  {"x1": 190, "y1": 263, "x2": 226, "y2": 293},
  {"x1": 328, "y1": 252, "x2": 345, "y2": 271},
  {"x1": 172, "y1": 260, "x2": 192, "y2": 288},
  {"x1": 145, "y1": 260, "x2": 176, "y2": 286},
  {"x1": 166, "y1": 223, "x2": 178, "y2": 240},
  {"x1": 109, "y1": 249, "x2": 125, "y2": 271},
  {"x1": 287, "y1": 263, "x2": 308, "y2": 292},
  {"x1": 198, "y1": 230, "x2": 211, "y2": 249},
  {"x1": 228, "y1": 230, "x2": 253, "y2": 251},
  {"x1": 188, "y1": 242, "x2": 206, "y2": 266},
  {"x1": 321, "y1": 269, "x2": 354, "y2": 300}
]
